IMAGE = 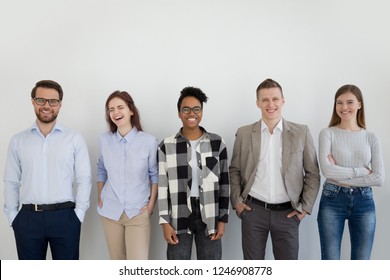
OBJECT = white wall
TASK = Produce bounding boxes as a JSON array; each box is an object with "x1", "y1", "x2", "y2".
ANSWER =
[{"x1": 1, "y1": 0, "x2": 389, "y2": 260}]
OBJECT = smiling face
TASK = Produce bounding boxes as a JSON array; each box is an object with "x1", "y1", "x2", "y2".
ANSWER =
[
  {"x1": 335, "y1": 92, "x2": 361, "y2": 123},
  {"x1": 108, "y1": 97, "x2": 133, "y2": 131},
  {"x1": 178, "y1": 96, "x2": 203, "y2": 130},
  {"x1": 256, "y1": 87, "x2": 284, "y2": 123},
  {"x1": 32, "y1": 87, "x2": 62, "y2": 124}
]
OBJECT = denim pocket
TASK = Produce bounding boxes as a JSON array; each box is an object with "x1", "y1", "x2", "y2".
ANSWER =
[
  {"x1": 361, "y1": 187, "x2": 373, "y2": 199},
  {"x1": 322, "y1": 184, "x2": 339, "y2": 198}
]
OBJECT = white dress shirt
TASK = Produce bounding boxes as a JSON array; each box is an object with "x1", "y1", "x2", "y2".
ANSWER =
[{"x1": 249, "y1": 119, "x2": 290, "y2": 203}]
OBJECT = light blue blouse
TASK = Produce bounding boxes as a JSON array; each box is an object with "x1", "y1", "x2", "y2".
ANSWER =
[{"x1": 97, "y1": 127, "x2": 158, "y2": 220}]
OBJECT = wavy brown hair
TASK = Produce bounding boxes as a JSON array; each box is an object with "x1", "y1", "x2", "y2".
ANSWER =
[
  {"x1": 329, "y1": 84, "x2": 366, "y2": 129},
  {"x1": 105, "y1": 91, "x2": 143, "y2": 133}
]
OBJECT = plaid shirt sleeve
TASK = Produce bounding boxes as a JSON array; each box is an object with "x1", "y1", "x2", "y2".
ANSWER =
[
  {"x1": 213, "y1": 137, "x2": 230, "y2": 223},
  {"x1": 157, "y1": 141, "x2": 170, "y2": 224}
]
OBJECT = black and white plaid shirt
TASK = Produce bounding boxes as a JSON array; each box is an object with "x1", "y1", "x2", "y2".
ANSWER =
[{"x1": 158, "y1": 127, "x2": 230, "y2": 235}]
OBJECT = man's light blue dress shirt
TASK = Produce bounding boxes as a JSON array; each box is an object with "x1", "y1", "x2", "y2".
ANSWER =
[{"x1": 3, "y1": 122, "x2": 92, "y2": 225}]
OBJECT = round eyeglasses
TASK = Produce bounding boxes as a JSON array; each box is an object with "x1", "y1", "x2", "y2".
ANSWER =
[
  {"x1": 181, "y1": 106, "x2": 202, "y2": 114},
  {"x1": 34, "y1": 98, "x2": 61, "y2": 107}
]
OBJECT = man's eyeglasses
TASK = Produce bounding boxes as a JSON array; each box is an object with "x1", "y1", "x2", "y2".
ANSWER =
[
  {"x1": 181, "y1": 106, "x2": 202, "y2": 114},
  {"x1": 33, "y1": 98, "x2": 61, "y2": 107}
]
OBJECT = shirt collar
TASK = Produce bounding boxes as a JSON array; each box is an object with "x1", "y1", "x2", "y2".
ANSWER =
[
  {"x1": 114, "y1": 127, "x2": 138, "y2": 143},
  {"x1": 175, "y1": 126, "x2": 209, "y2": 141},
  {"x1": 261, "y1": 119, "x2": 283, "y2": 133},
  {"x1": 30, "y1": 121, "x2": 64, "y2": 133}
]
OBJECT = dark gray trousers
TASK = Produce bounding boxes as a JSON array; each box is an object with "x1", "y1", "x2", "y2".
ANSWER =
[{"x1": 241, "y1": 199, "x2": 300, "y2": 260}]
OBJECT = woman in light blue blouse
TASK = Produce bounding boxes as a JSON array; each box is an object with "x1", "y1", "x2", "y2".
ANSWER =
[{"x1": 97, "y1": 91, "x2": 158, "y2": 260}]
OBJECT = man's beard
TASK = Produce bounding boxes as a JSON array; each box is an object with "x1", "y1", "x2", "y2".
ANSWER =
[{"x1": 35, "y1": 109, "x2": 58, "y2": 124}]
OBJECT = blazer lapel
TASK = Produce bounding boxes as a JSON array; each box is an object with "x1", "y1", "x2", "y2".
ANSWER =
[
  {"x1": 281, "y1": 120, "x2": 292, "y2": 176},
  {"x1": 251, "y1": 121, "x2": 262, "y2": 168}
]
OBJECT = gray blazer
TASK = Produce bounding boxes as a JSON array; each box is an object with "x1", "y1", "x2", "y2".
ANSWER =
[{"x1": 229, "y1": 119, "x2": 320, "y2": 214}]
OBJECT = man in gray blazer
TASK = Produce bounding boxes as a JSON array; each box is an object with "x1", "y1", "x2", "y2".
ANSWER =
[{"x1": 229, "y1": 78, "x2": 320, "y2": 260}]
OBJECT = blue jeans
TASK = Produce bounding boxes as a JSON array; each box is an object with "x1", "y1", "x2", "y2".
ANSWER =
[
  {"x1": 317, "y1": 183, "x2": 376, "y2": 260},
  {"x1": 167, "y1": 197, "x2": 222, "y2": 260}
]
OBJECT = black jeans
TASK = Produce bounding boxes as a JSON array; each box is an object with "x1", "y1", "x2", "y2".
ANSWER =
[{"x1": 167, "y1": 197, "x2": 222, "y2": 260}]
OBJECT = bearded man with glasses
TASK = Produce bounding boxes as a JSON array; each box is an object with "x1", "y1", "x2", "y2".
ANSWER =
[{"x1": 3, "y1": 80, "x2": 92, "y2": 260}]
